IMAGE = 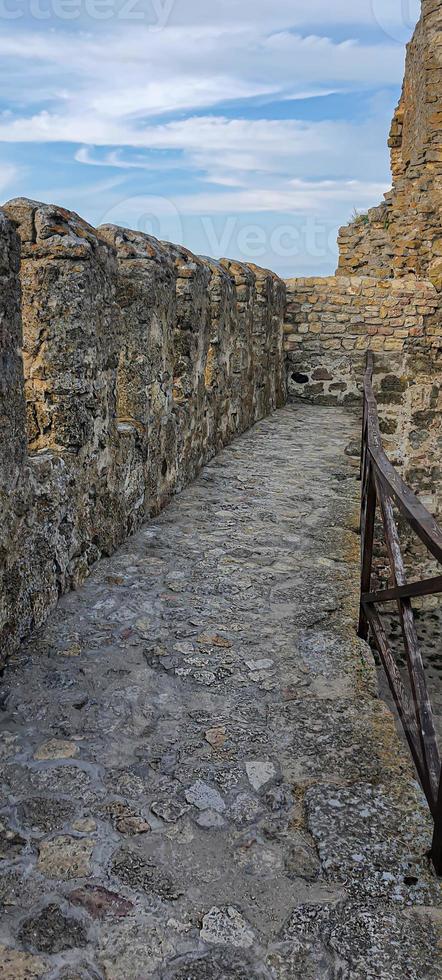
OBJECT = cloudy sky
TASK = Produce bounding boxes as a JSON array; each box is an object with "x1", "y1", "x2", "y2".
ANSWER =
[{"x1": 0, "y1": 0, "x2": 420, "y2": 276}]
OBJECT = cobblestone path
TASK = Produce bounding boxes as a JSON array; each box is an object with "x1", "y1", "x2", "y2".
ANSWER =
[{"x1": 0, "y1": 405, "x2": 441, "y2": 979}]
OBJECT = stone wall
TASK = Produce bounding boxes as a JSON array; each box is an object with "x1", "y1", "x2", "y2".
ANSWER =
[
  {"x1": 0, "y1": 199, "x2": 286, "y2": 665},
  {"x1": 338, "y1": 0, "x2": 442, "y2": 286},
  {"x1": 0, "y1": 212, "x2": 25, "y2": 492},
  {"x1": 284, "y1": 0, "x2": 442, "y2": 525},
  {"x1": 284, "y1": 274, "x2": 441, "y2": 519}
]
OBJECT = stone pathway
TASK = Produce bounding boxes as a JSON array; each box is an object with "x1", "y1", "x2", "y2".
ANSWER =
[{"x1": 0, "y1": 404, "x2": 441, "y2": 979}]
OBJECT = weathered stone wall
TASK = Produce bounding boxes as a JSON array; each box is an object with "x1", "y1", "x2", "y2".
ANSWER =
[
  {"x1": 284, "y1": 274, "x2": 441, "y2": 519},
  {"x1": 250, "y1": 263, "x2": 286, "y2": 421},
  {"x1": 338, "y1": 0, "x2": 442, "y2": 286},
  {"x1": 337, "y1": 203, "x2": 395, "y2": 280},
  {"x1": 98, "y1": 224, "x2": 178, "y2": 519},
  {"x1": 0, "y1": 199, "x2": 286, "y2": 665},
  {"x1": 0, "y1": 212, "x2": 25, "y2": 492},
  {"x1": 0, "y1": 209, "x2": 81, "y2": 661},
  {"x1": 284, "y1": 1, "x2": 442, "y2": 525},
  {"x1": 221, "y1": 259, "x2": 256, "y2": 435},
  {"x1": 0, "y1": 213, "x2": 28, "y2": 661}
]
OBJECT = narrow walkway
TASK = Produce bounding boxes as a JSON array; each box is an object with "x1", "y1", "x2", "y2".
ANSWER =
[{"x1": 0, "y1": 405, "x2": 440, "y2": 979}]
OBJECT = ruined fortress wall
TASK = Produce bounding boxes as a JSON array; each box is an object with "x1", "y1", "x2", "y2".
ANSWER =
[
  {"x1": 0, "y1": 199, "x2": 286, "y2": 665},
  {"x1": 284, "y1": 1, "x2": 442, "y2": 522},
  {"x1": 338, "y1": 0, "x2": 442, "y2": 285}
]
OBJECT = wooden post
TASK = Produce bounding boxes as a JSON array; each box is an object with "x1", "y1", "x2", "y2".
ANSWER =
[
  {"x1": 358, "y1": 460, "x2": 376, "y2": 642},
  {"x1": 431, "y1": 772, "x2": 442, "y2": 875}
]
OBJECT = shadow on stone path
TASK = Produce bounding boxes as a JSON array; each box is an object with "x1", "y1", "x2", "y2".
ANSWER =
[{"x1": 0, "y1": 405, "x2": 441, "y2": 979}]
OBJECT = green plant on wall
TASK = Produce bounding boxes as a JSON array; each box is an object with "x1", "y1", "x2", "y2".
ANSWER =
[{"x1": 349, "y1": 208, "x2": 370, "y2": 226}]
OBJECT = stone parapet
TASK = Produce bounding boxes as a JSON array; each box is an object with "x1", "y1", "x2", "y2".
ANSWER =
[
  {"x1": 0, "y1": 199, "x2": 286, "y2": 665},
  {"x1": 0, "y1": 211, "x2": 25, "y2": 493}
]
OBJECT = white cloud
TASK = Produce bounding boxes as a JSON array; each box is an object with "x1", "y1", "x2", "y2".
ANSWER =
[
  {"x1": 96, "y1": 177, "x2": 388, "y2": 225},
  {"x1": 0, "y1": 110, "x2": 391, "y2": 181},
  {"x1": 157, "y1": 0, "x2": 419, "y2": 35},
  {"x1": 0, "y1": 22, "x2": 404, "y2": 128},
  {"x1": 172, "y1": 179, "x2": 390, "y2": 215},
  {"x1": 75, "y1": 146, "x2": 183, "y2": 171},
  {"x1": 2, "y1": 109, "x2": 392, "y2": 220},
  {"x1": 72, "y1": 113, "x2": 390, "y2": 187}
]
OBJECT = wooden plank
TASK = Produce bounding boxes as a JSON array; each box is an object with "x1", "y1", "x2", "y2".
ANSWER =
[
  {"x1": 375, "y1": 472, "x2": 440, "y2": 806},
  {"x1": 363, "y1": 351, "x2": 442, "y2": 869},
  {"x1": 358, "y1": 461, "x2": 376, "y2": 642},
  {"x1": 432, "y1": 772, "x2": 442, "y2": 875},
  {"x1": 364, "y1": 575, "x2": 442, "y2": 605},
  {"x1": 364, "y1": 603, "x2": 430, "y2": 803},
  {"x1": 359, "y1": 398, "x2": 368, "y2": 483},
  {"x1": 372, "y1": 458, "x2": 442, "y2": 565}
]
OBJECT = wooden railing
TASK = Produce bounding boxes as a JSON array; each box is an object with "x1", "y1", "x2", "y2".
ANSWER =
[{"x1": 359, "y1": 352, "x2": 442, "y2": 874}]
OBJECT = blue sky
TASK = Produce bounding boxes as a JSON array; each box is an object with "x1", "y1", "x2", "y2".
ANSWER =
[{"x1": 0, "y1": 0, "x2": 420, "y2": 276}]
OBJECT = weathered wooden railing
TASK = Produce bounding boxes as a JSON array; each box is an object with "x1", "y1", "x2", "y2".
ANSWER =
[{"x1": 359, "y1": 351, "x2": 442, "y2": 874}]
